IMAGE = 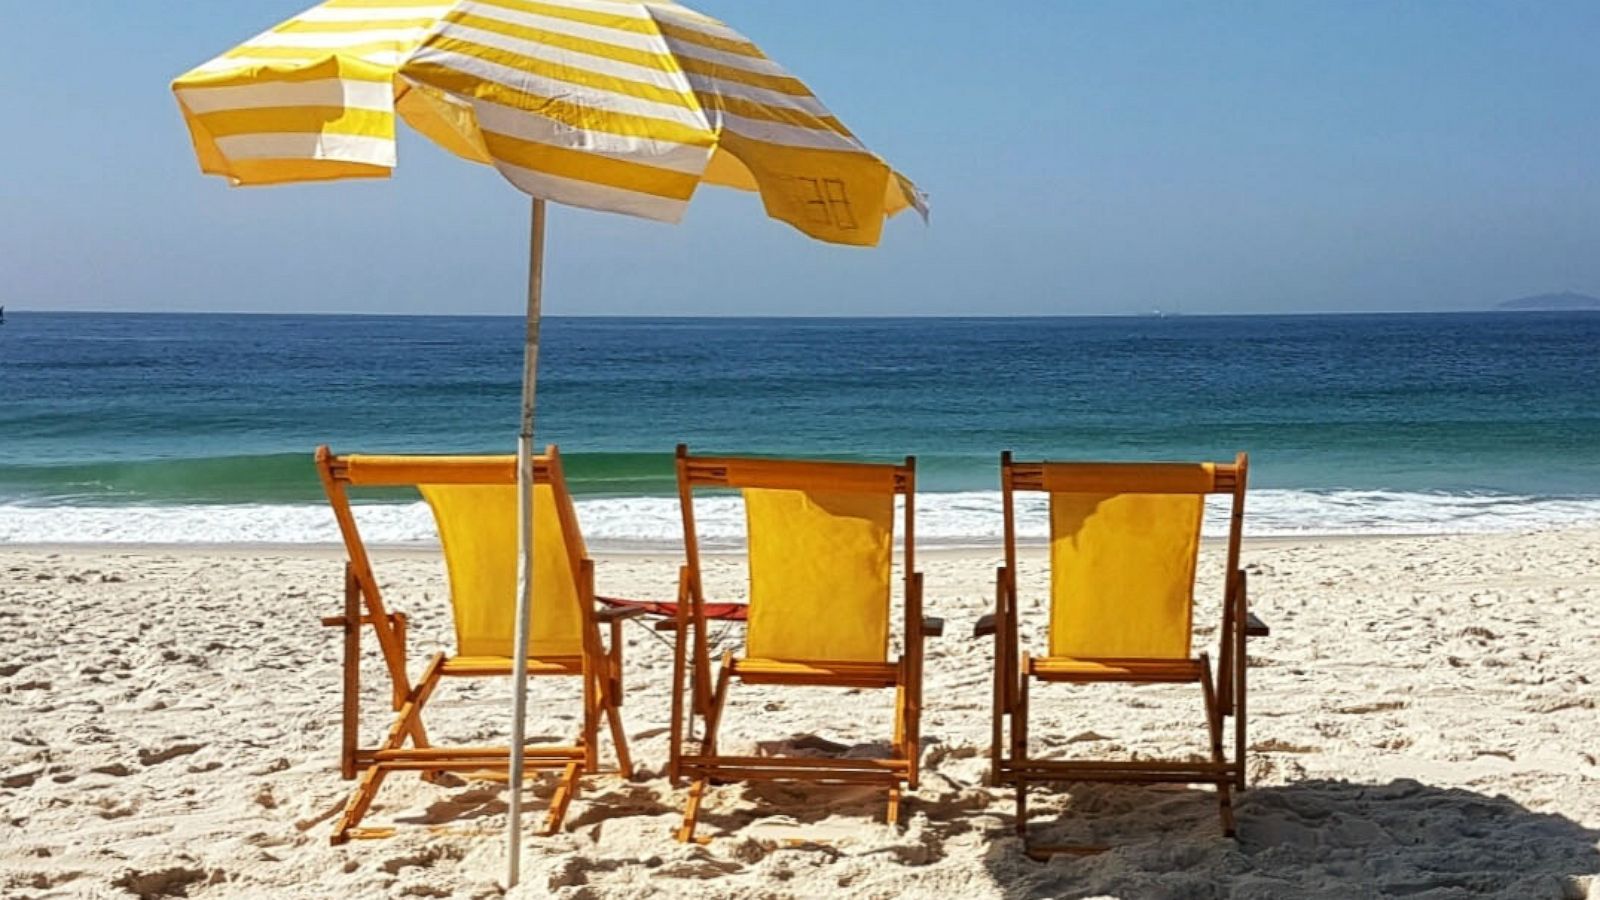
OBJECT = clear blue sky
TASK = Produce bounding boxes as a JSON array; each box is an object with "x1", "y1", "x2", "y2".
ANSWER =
[{"x1": 3, "y1": 1, "x2": 1597, "y2": 316}]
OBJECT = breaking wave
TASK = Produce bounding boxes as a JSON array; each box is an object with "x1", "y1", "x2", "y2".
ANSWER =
[{"x1": 3, "y1": 489, "x2": 1599, "y2": 548}]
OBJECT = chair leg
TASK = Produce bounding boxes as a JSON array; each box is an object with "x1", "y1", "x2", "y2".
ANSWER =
[
  {"x1": 580, "y1": 666, "x2": 601, "y2": 773},
  {"x1": 893, "y1": 679, "x2": 907, "y2": 763},
  {"x1": 331, "y1": 653, "x2": 445, "y2": 844},
  {"x1": 1219, "y1": 589, "x2": 1236, "y2": 718},
  {"x1": 1200, "y1": 658, "x2": 1236, "y2": 837},
  {"x1": 1235, "y1": 612, "x2": 1249, "y2": 793},
  {"x1": 1013, "y1": 656, "x2": 1031, "y2": 838},
  {"x1": 668, "y1": 599, "x2": 689, "y2": 786},
  {"x1": 677, "y1": 777, "x2": 708, "y2": 843},
  {"x1": 674, "y1": 652, "x2": 740, "y2": 842},
  {"x1": 608, "y1": 618, "x2": 626, "y2": 701},
  {"x1": 331, "y1": 763, "x2": 389, "y2": 845},
  {"x1": 1235, "y1": 702, "x2": 1248, "y2": 794},
  {"x1": 905, "y1": 675, "x2": 922, "y2": 791},
  {"x1": 389, "y1": 614, "x2": 432, "y2": 751},
  {"x1": 339, "y1": 568, "x2": 361, "y2": 781},
  {"x1": 603, "y1": 695, "x2": 632, "y2": 778},
  {"x1": 887, "y1": 785, "x2": 902, "y2": 827},
  {"x1": 541, "y1": 761, "x2": 583, "y2": 836},
  {"x1": 394, "y1": 612, "x2": 440, "y2": 785},
  {"x1": 703, "y1": 652, "x2": 733, "y2": 758},
  {"x1": 1218, "y1": 775, "x2": 1236, "y2": 836},
  {"x1": 889, "y1": 655, "x2": 924, "y2": 792},
  {"x1": 990, "y1": 645, "x2": 1007, "y2": 788}
]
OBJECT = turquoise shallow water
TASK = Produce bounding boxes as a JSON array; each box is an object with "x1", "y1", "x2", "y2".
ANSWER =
[{"x1": 2, "y1": 311, "x2": 1597, "y2": 544}]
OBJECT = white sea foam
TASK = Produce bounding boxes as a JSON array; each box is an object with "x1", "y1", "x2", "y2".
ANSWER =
[{"x1": 3, "y1": 490, "x2": 1600, "y2": 548}]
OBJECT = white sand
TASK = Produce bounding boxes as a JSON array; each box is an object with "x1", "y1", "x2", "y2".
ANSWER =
[{"x1": 2, "y1": 530, "x2": 1598, "y2": 899}]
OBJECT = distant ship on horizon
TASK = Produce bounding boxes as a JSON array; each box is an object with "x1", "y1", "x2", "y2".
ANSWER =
[{"x1": 1496, "y1": 291, "x2": 1600, "y2": 311}]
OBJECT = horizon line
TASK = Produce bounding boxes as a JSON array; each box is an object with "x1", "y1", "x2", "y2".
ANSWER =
[{"x1": 5, "y1": 307, "x2": 1584, "y2": 320}]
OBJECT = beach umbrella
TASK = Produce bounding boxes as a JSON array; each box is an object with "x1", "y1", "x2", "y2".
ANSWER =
[{"x1": 172, "y1": 0, "x2": 923, "y2": 885}]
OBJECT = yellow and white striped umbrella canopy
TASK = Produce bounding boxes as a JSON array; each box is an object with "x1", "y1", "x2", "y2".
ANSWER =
[{"x1": 173, "y1": 0, "x2": 925, "y2": 246}]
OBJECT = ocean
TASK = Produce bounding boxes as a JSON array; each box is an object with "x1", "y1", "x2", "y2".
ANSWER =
[{"x1": 2, "y1": 311, "x2": 1597, "y2": 547}]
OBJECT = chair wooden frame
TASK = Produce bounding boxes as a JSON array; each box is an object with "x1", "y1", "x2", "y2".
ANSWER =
[
  {"x1": 979, "y1": 451, "x2": 1270, "y2": 855},
  {"x1": 315, "y1": 444, "x2": 640, "y2": 845},
  {"x1": 667, "y1": 445, "x2": 941, "y2": 842}
]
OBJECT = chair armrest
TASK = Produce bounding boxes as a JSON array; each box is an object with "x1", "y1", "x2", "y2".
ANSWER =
[
  {"x1": 596, "y1": 605, "x2": 648, "y2": 624},
  {"x1": 1245, "y1": 612, "x2": 1270, "y2": 638},
  {"x1": 973, "y1": 612, "x2": 997, "y2": 638},
  {"x1": 921, "y1": 616, "x2": 945, "y2": 638}
]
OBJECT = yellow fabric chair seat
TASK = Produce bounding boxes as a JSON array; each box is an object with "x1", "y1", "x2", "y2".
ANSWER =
[
  {"x1": 1028, "y1": 656, "x2": 1204, "y2": 683},
  {"x1": 731, "y1": 657, "x2": 902, "y2": 688}
]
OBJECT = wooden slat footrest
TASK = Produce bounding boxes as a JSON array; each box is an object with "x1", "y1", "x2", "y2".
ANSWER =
[
  {"x1": 999, "y1": 759, "x2": 1236, "y2": 785},
  {"x1": 365, "y1": 759, "x2": 581, "y2": 773},
  {"x1": 679, "y1": 755, "x2": 907, "y2": 771},
  {"x1": 1004, "y1": 759, "x2": 1233, "y2": 773},
  {"x1": 678, "y1": 766, "x2": 904, "y2": 786},
  {"x1": 678, "y1": 755, "x2": 908, "y2": 785},
  {"x1": 357, "y1": 745, "x2": 584, "y2": 762},
  {"x1": 352, "y1": 745, "x2": 587, "y2": 772}
]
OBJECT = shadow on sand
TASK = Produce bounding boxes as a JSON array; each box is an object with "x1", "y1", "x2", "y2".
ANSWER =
[{"x1": 977, "y1": 778, "x2": 1600, "y2": 899}]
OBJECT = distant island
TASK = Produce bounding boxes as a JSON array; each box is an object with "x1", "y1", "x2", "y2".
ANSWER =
[{"x1": 1496, "y1": 291, "x2": 1600, "y2": 311}]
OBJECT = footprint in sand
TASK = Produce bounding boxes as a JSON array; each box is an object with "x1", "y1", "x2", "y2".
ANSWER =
[
  {"x1": 380, "y1": 845, "x2": 464, "y2": 876},
  {"x1": 655, "y1": 853, "x2": 744, "y2": 880},
  {"x1": 1331, "y1": 699, "x2": 1409, "y2": 715},
  {"x1": 91, "y1": 796, "x2": 138, "y2": 820},
  {"x1": 3, "y1": 769, "x2": 41, "y2": 789},
  {"x1": 10, "y1": 870, "x2": 85, "y2": 893},
  {"x1": 66, "y1": 722, "x2": 114, "y2": 745},
  {"x1": 138, "y1": 743, "x2": 204, "y2": 766},
  {"x1": 111, "y1": 866, "x2": 218, "y2": 899},
  {"x1": 253, "y1": 785, "x2": 277, "y2": 809},
  {"x1": 1252, "y1": 738, "x2": 1320, "y2": 754}
]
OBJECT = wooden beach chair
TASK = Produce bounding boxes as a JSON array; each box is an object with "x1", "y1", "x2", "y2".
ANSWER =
[
  {"x1": 668, "y1": 445, "x2": 939, "y2": 842},
  {"x1": 314, "y1": 445, "x2": 638, "y2": 845},
  {"x1": 978, "y1": 452, "x2": 1270, "y2": 854}
]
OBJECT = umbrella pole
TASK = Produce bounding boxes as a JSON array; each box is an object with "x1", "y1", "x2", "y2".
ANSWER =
[{"x1": 507, "y1": 197, "x2": 547, "y2": 889}]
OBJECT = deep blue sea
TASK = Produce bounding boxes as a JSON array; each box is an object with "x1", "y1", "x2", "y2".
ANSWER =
[{"x1": 2, "y1": 311, "x2": 1597, "y2": 545}]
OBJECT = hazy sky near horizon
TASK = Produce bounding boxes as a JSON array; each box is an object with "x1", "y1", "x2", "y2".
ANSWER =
[{"x1": 2, "y1": 2, "x2": 1597, "y2": 317}]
